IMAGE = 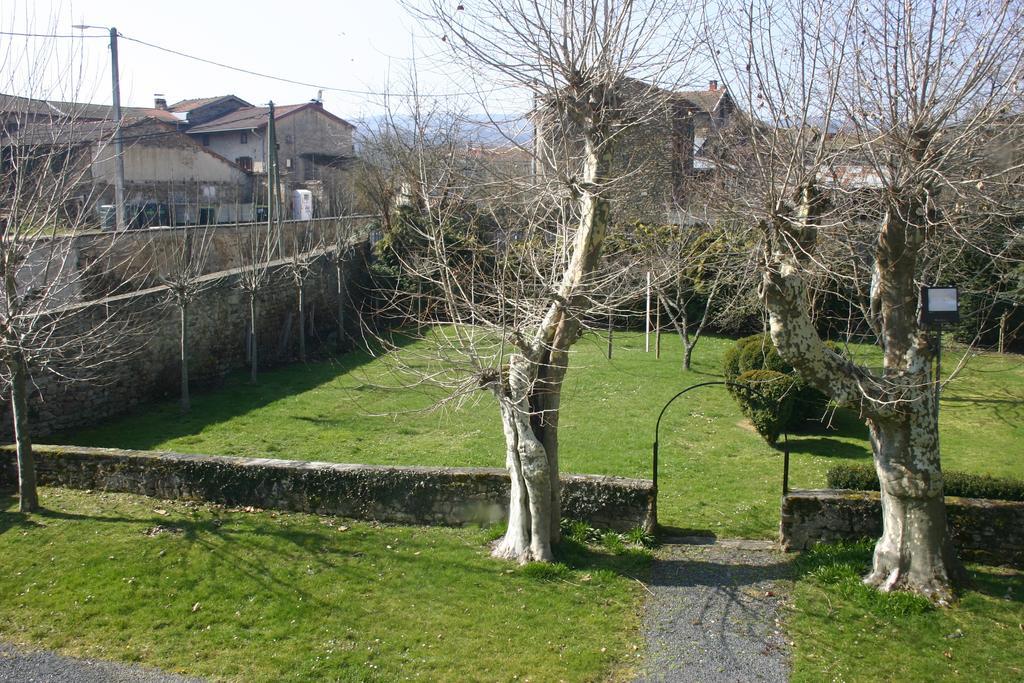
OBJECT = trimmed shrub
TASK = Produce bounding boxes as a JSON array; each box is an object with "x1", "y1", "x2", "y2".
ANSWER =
[
  {"x1": 735, "y1": 369, "x2": 797, "y2": 444},
  {"x1": 826, "y1": 464, "x2": 1024, "y2": 502},
  {"x1": 738, "y1": 335, "x2": 791, "y2": 374},
  {"x1": 724, "y1": 334, "x2": 766, "y2": 394},
  {"x1": 724, "y1": 334, "x2": 844, "y2": 430}
]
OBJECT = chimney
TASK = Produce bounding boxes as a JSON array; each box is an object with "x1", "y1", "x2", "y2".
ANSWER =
[
  {"x1": 708, "y1": 80, "x2": 718, "y2": 91},
  {"x1": 154, "y1": 94, "x2": 167, "y2": 110}
]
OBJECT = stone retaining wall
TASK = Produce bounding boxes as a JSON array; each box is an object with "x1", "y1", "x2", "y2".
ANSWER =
[
  {"x1": 781, "y1": 489, "x2": 1024, "y2": 567},
  {"x1": 1, "y1": 243, "x2": 369, "y2": 440},
  {"x1": 0, "y1": 445, "x2": 655, "y2": 532}
]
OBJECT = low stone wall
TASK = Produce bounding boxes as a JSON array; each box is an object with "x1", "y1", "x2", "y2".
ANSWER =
[
  {"x1": 0, "y1": 445, "x2": 654, "y2": 532},
  {"x1": 781, "y1": 489, "x2": 1024, "y2": 567}
]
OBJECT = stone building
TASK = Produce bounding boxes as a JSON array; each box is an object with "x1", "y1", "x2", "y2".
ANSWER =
[
  {"x1": 1, "y1": 91, "x2": 360, "y2": 224},
  {"x1": 3, "y1": 112, "x2": 252, "y2": 227},
  {"x1": 534, "y1": 79, "x2": 736, "y2": 226},
  {"x1": 181, "y1": 98, "x2": 357, "y2": 215}
]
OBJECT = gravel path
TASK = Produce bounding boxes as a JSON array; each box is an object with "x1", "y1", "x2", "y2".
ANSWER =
[
  {"x1": 636, "y1": 538, "x2": 794, "y2": 683},
  {"x1": 0, "y1": 642, "x2": 204, "y2": 683}
]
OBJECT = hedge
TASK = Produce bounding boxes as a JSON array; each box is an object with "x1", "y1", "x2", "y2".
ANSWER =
[{"x1": 826, "y1": 463, "x2": 1024, "y2": 502}]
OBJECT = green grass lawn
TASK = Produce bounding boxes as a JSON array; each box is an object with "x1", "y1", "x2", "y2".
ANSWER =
[
  {"x1": 2, "y1": 489, "x2": 1021, "y2": 682},
  {"x1": 789, "y1": 542, "x2": 1024, "y2": 682},
  {"x1": 61, "y1": 331, "x2": 1024, "y2": 538},
  {"x1": 0, "y1": 487, "x2": 648, "y2": 682}
]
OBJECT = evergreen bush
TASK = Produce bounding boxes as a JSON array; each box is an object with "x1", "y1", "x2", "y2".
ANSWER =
[{"x1": 735, "y1": 369, "x2": 797, "y2": 443}]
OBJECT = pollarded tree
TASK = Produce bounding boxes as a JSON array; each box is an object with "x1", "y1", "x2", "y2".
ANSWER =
[
  {"x1": 155, "y1": 224, "x2": 216, "y2": 413},
  {"x1": 0, "y1": 98, "x2": 140, "y2": 512},
  {"x1": 376, "y1": 0, "x2": 709, "y2": 562},
  {"x1": 715, "y1": 0, "x2": 1024, "y2": 600}
]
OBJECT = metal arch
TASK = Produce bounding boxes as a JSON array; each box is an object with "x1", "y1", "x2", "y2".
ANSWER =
[{"x1": 651, "y1": 380, "x2": 790, "y2": 528}]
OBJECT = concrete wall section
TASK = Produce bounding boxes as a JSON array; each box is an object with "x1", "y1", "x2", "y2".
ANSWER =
[
  {"x1": 781, "y1": 489, "x2": 1024, "y2": 567},
  {"x1": 0, "y1": 445, "x2": 655, "y2": 532}
]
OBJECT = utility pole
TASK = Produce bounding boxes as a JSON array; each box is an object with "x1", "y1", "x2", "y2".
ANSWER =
[
  {"x1": 266, "y1": 101, "x2": 283, "y2": 257},
  {"x1": 74, "y1": 25, "x2": 126, "y2": 229},
  {"x1": 109, "y1": 27, "x2": 126, "y2": 230}
]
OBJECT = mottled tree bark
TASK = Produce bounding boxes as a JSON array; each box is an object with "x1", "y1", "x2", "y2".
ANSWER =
[
  {"x1": 491, "y1": 138, "x2": 611, "y2": 562},
  {"x1": 764, "y1": 189, "x2": 962, "y2": 602}
]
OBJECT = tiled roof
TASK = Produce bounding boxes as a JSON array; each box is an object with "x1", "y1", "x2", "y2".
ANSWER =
[
  {"x1": 674, "y1": 89, "x2": 727, "y2": 114},
  {"x1": 0, "y1": 93, "x2": 180, "y2": 123},
  {"x1": 168, "y1": 95, "x2": 250, "y2": 113},
  {"x1": 185, "y1": 104, "x2": 307, "y2": 134},
  {"x1": 186, "y1": 102, "x2": 355, "y2": 134}
]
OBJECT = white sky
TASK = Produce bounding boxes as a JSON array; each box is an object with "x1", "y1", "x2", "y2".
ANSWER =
[{"x1": 0, "y1": 0, "x2": 517, "y2": 119}]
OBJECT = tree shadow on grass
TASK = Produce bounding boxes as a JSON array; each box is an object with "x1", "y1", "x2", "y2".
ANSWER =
[
  {"x1": 0, "y1": 488, "x2": 47, "y2": 536},
  {"x1": 942, "y1": 388, "x2": 1024, "y2": 429},
  {"x1": 54, "y1": 335, "x2": 419, "y2": 452},
  {"x1": 786, "y1": 407, "x2": 871, "y2": 459},
  {"x1": 786, "y1": 437, "x2": 870, "y2": 459},
  {"x1": 967, "y1": 565, "x2": 1024, "y2": 604},
  {"x1": 24, "y1": 502, "x2": 421, "y2": 611}
]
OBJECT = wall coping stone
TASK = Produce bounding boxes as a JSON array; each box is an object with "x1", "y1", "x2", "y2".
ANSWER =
[{"x1": 1, "y1": 445, "x2": 654, "y2": 532}]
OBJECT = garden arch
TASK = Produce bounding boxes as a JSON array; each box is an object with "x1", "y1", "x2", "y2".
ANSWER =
[{"x1": 651, "y1": 381, "x2": 791, "y2": 528}]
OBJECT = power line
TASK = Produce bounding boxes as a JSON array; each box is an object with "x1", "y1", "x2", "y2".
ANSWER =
[
  {"x1": 0, "y1": 31, "x2": 105, "y2": 39},
  {"x1": 1, "y1": 28, "x2": 525, "y2": 103},
  {"x1": 117, "y1": 32, "x2": 514, "y2": 100}
]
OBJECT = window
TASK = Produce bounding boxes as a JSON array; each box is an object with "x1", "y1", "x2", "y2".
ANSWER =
[
  {"x1": 285, "y1": 158, "x2": 292, "y2": 169},
  {"x1": 201, "y1": 134, "x2": 210, "y2": 146},
  {"x1": 240, "y1": 132, "x2": 248, "y2": 144},
  {"x1": 235, "y1": 156, "x2": 253, "y2": 172},
  {"x1": 284, "y1": 134, "x2": 293, "y2": 144},
  {"x1": 198, "y1": 207, "x2": 216, "y2": 225}
]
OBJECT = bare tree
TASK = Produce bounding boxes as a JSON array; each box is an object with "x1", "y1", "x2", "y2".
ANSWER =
[
  {"x1": 361, "y1": 0, "x2": 709, "y2": 562},
  {"x1": 322, "y1": 217, "x2": 362, "y2": 351},
  {"x1": 282, "y1": 222, "x2": 323, "y2": 363},
  {"x1": 714, "y1": 0, "x2": 1024, "y2": 600},
  {"x1": 0, "y1": 99, "x2": 142, "y2": 511},
  {"x1": 154, "y1": 225, "x2": 215, "y2": 412},
  {"x1": 610, "y1": 220, "x2": 756, "y2": 370},
  {"x1": 234, "y1": 220, "x2": 276, "y2": 384}
]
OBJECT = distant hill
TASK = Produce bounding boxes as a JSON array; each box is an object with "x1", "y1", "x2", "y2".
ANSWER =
[{"x1": 352, "y1": 113, "x2": 532, "y2": 149}]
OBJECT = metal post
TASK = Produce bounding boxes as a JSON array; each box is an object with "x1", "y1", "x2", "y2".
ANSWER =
[
  {"x1": 645, "y1": 271, "x2": 651, "y2": 352},
  {"x1": 109, "y1": 27, "x2": 126, "y2": 231},
  {"x1": 651, "y1": 439, "x2": 658, "y2": 527},
  {"x1": 934, "y1": 321, "x2": 942, "y2": 421},
  {"x1": 607, "y1": 313, "x2": 613, "y2": 359},
  {"x1": 655, "y1": 295, "x2": 661, "y2": 359},
  {"x1": 782, "y1": 432, "x2": 790, "y2": 495}
]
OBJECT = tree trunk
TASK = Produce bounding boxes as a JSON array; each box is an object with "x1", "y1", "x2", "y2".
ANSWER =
[
  {"x1": 180, "y1": 303, "x2": 190, "y2": 413},
  {"x1": 336, "y1": 261, "x2": 347, "y2": 351},
  {"x1": 491, "y1": 130, "x2": 612, "y2": 563},
  {"x1": 764, "y1": 192, "x2": 964, "y2": 601},
  {"x1": 492, "y1": 353, "x2": 555, "y2": 563},
  {"x1": 249, "y1": 293, "x2": 259, "y2": 383},
  {"x1": 297, "y1": 283, "x2": 307, "y2": 363},
  {"x1": 683, "y1": 342, "x2": 694, "y2": 371},
  {"x1": 10, "y1": 355, "x2": 38, "y2": 512},
  {"x1": 864, "y1": 395, "x2": 961, "y2": 603}
]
